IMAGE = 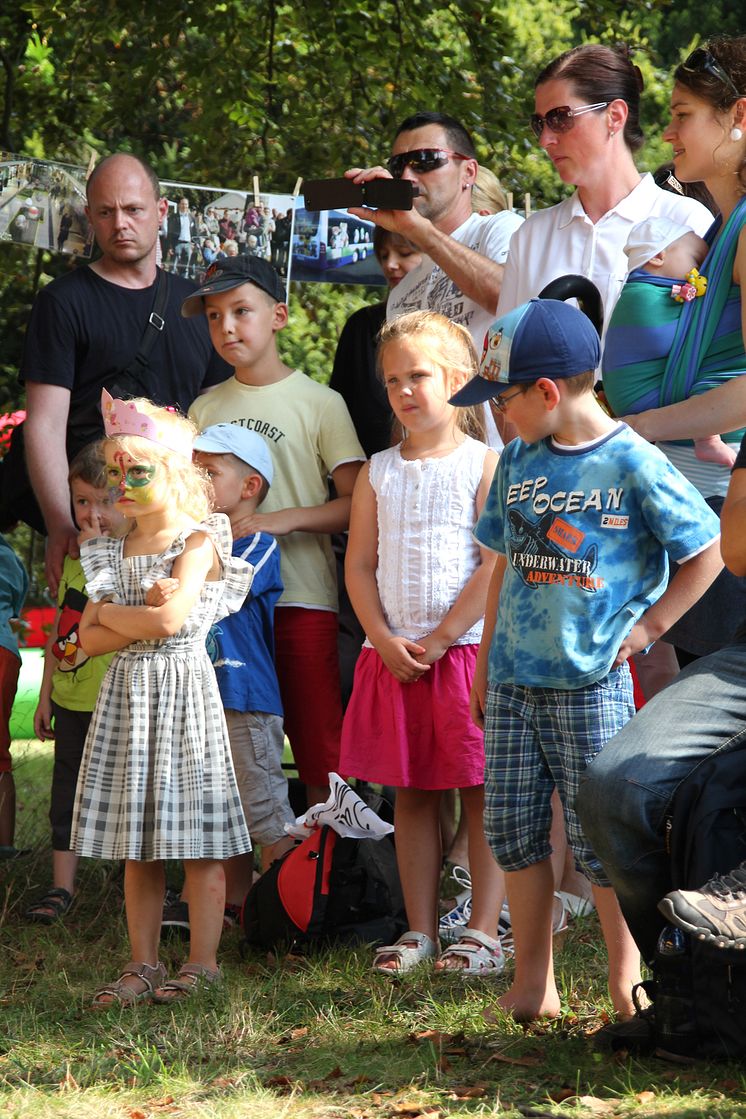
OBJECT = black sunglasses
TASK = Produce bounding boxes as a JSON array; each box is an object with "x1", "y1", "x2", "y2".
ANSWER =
[
  {"x1": 387, "y1": 148, "x2": 469, "y2": 178},
  {"x1": 530, "y1": 102, "x2": 608, "y2": 140},
  {"x1": 680, "y1": 47, "x2": 741, "y2": 100}
]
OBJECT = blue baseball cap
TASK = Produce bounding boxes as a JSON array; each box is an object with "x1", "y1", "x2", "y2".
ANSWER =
[
  {"x1": 193, "y1": 423, "x2": 274, "y2": 486},
  {"x1": 449, "y1": 298, "x2": 601, "y2": 407}
]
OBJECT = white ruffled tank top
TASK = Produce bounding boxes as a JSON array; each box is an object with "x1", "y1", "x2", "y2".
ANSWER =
[{"x1": 366, "y1": 436, "x2": 489, "y2": 646}]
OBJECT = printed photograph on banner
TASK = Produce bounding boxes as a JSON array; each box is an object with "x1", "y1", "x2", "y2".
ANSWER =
[
  {"x1": 158, "y1": 181, "x2": 295, "y2": 295},
  {"x1": 0, "y1": 154, "x2": 91, "y2": 256},
  {"x1": 292, "y1": 201, "x2": 383, "y2": 286}
]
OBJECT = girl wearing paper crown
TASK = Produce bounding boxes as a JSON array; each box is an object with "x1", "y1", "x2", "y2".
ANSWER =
[{"x1": 70, "y1": 390, "x2": 253, "y2": 1008}]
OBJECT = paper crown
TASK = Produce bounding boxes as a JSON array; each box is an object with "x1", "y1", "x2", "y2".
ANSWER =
[{"x1": 101, "y1": 389, "x2": 193, "y2": 460}]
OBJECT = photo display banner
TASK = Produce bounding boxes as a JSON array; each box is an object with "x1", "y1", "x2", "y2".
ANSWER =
[{"x1": 0, "y1": 154, "x2": 385, "y2": 290}]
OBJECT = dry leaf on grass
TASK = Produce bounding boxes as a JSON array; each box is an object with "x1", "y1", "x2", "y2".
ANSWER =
[
  {"x1": 550, "y1": 1087, "x2": 578, "y2": 1103},
  {"x1": 390, "y1": 1108, "x2": 443, "y2": 1119},
  {"x1": 147, "y1": 1098, "x2": 176, "y2": 1112},
  {"x1": 307, "y1": 1066, "x2": 345, "y2": 1090},
  {"x1": 572, "y1": 1095, "x2": 616, "y2": 1114},
  {"x1": 410, "y1": 1030, "x2": 452, "y2": 1045},
  {"x1": 265, "y1": 1074, "x2": 294, "y2": 1091},
  {"x1": 449, "y1": 1083, "x2": 489, "y2": 1099},
  {"x1": 489, "y1": 1050, "x2": 542, "y2": 1067},
  {"x1": 59, "y1": 1067, "x2": 78, "y2": 1091}
]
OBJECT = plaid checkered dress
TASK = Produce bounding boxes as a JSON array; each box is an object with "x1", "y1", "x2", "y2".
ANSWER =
[{"x1": 70, "y1": 514, "x2": 254, "y2": 861}]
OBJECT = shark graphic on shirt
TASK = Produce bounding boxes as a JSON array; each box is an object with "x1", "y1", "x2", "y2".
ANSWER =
[{"x1": 507, "y1": 509, "x2": 602, "y2": 592}]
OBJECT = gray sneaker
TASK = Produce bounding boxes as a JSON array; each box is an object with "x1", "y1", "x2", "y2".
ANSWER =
[{"x1": 658, "y1": 861, "x2": 746, "y2": 949}]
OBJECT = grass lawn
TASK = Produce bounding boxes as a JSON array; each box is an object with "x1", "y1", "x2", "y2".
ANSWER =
[{"x1": 2, "y1": 740, "x2": 746, "y2": 1118}]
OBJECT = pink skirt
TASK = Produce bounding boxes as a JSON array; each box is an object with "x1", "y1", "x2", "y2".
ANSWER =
[{"x1": 339, "y1": 644, "x2": 484, "y2": 790}]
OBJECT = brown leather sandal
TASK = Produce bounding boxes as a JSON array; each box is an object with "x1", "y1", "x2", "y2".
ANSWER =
[
  {"x1": 152, "y1": 963, "x2": 221, "y2": 1003},
  {"x1": 90, "y1": 961, "x2": 167, "y2": 1008}
]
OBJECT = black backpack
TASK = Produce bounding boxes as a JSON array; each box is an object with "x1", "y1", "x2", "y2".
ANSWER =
[
  {"x1": 241, "y1": 825, "x2": 407, "y2": 953},
  {"x1": 645, "y1": 744, "x2": 746, "y2": 1059}
]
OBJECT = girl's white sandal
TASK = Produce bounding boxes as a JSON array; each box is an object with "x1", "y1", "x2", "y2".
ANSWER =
[{"x1": 372, "y1": 931, "x2": 438, "y2": 974}]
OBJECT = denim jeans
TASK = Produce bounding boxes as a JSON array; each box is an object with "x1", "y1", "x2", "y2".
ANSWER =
[{"x1": 576, "y1": 643, "x2": 746, "y2": 963}]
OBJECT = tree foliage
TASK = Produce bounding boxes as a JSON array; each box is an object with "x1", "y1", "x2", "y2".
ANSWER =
[{"x1": 0, "y1": 0, "x2": 729, "y2": 404}]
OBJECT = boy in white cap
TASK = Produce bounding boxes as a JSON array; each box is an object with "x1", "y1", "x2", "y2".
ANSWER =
[
  {"x1": 603, "y1": 217, "x2": 733, "y2": 467},
  {"x1": 161, "y1": 422, "x2": 295, "y2": 933},
  {"x1": 451, "y1": 298, "x2": 722, "y2": 1023}
]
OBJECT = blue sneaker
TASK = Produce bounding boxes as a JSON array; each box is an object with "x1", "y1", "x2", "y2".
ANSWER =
[{"x1": 439, "y1": 866, "x2": 472, "y2": 945}]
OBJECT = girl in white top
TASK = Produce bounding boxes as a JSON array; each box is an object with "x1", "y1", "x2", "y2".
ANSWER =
[{"x1": 339, "y1": 311, "x2": 503, "y2": 975}]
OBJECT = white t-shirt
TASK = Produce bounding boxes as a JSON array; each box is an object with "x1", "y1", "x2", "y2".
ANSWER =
[
  {"x1": 499, "y1": 173, "x2": 713, "y2": 330},
  {"x1": 386, "y1": 210, "x2": 524, "y2": 351}
]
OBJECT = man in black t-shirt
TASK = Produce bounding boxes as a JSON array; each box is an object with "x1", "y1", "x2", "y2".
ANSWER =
[{"x1": 20, "y1": 153, "x2": 231, "y2": 593}]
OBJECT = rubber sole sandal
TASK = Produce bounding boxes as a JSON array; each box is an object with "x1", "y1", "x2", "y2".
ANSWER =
[
  {"x1": 435, "y1": 927, "x2": 506, "y2": 976},
  {"x1": 372, "y1": 931, "x2": 438, "y2": 975},
  {"x1": 91, "y1": 961, "x2": 167, "y2": 1008},
  {"x1": 152, "y1": 963, "x2": 221, "y2": 1003},
  {"x1": 25, "y1": 887, "x2": 74, "y2": 925}
]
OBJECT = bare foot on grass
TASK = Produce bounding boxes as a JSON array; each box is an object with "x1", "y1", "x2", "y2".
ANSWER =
[{"x1": 485, "y1": 983, "x2": 562, "y2": 1023}]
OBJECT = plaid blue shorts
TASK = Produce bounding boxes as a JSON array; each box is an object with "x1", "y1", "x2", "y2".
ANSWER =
[{"x1": 483, "y1": 664, "x2": 634, "y2": 885}]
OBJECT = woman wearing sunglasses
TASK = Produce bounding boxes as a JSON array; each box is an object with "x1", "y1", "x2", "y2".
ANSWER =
[
  {"x1": 499, "y1": 43, "x2": 712, "y2": 324},
  {"x1": 612, "y1": 36, "x2": 746, "y2": 666}
]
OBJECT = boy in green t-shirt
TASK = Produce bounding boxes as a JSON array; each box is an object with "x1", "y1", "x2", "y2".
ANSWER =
[{"x1": 26, "y1": 445, "x2": 124, "y2": 923}]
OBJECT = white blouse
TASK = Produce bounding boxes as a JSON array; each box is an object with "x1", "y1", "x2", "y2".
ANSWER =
[{"x1": 366, "y1": 436, "x2": 489, "y2": 646}]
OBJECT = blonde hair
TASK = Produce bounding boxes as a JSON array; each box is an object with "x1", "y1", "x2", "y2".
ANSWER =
[
  {"x1": 472, "y1": 166, "x2": 508, "y2": 215},
  {"x1": 103, "y1": 399, "x2": 212, "y2": 523},
  {"x1": 377, "y1": 311, "x2": 486, "y2": 441}
]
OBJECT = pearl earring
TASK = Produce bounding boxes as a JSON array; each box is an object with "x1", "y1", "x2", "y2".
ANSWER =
[{"x1": 731, "y1": 126, "x2": 744, "y2": 142}]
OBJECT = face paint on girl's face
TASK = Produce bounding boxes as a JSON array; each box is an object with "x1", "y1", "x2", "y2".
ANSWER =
[{"x1": 106, "y1": 449, "x2": 159, "y2": 507}]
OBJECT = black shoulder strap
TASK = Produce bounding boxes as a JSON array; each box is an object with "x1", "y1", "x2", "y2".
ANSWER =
[{"x1": 125, "y1": 267, "x2": 169, "y2": 382}]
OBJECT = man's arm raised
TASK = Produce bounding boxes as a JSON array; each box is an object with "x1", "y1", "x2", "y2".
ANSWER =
[{"x1": 345, "y1": 164, "x2": 504, "y2": 316}]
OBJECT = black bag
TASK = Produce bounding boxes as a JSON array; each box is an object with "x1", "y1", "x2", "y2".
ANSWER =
[
  {"x1": 0, "y1": 269, "x2": 170, "y2": 533},
  {"x1": 645, "y1": 745, "x2": 746, "y2": 1059},
  {"x1": 241, "y1": 824, "x2": 407, "y2": 953}
]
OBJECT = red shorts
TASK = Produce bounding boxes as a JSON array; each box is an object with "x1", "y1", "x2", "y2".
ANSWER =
[
  {"x1": 0, "y1": 647, "x2": 21, "y2": 773},
  {"x1": 273, "y1": 607, "x2": 342, "y2": 786}
]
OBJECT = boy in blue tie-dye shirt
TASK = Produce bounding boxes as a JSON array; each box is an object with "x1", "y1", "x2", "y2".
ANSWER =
[{"x1": 451, "y1": 298, "x2": 722, "y2": 1024}]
